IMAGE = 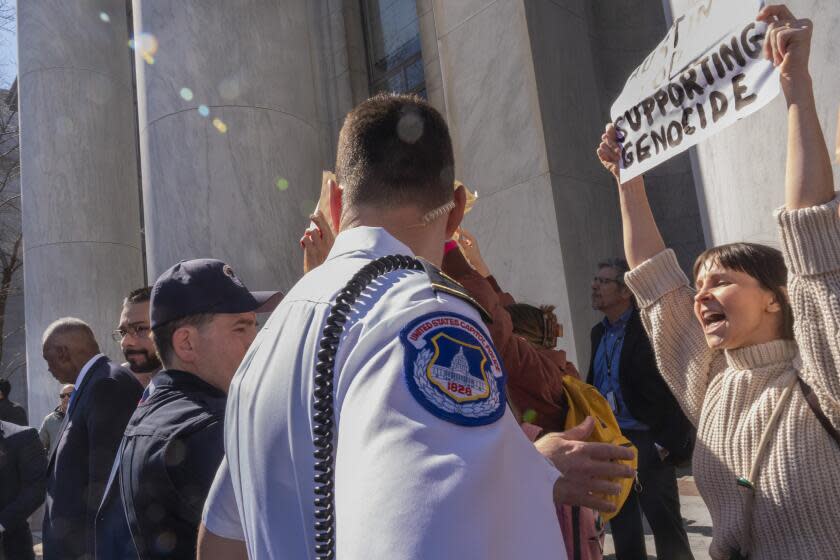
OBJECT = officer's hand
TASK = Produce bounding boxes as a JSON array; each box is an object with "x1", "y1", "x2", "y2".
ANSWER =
[
  {"x1": 535, "y1": 417, "x2": 635, "y2": 512},
  {"x1": 301, "y1": 211, "x2": 335, "y2": 274}
]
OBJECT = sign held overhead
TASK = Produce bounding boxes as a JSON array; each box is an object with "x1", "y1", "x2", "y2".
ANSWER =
[{"x1": 610, "y1": 0, "x2": 780, "y2": 181}]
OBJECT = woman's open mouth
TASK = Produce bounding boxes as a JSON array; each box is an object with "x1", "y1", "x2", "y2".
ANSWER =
[{"x1": 701, "y1": 310, "x2": 727, "y2": 334}]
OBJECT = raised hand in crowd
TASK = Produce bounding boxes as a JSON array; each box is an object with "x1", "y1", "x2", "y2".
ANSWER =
[
  {"x1": 457, "y1": 228, "x2": 491, "y2": 278},
  {"x1": 301, "y1": 210, "x2": 335, "y2": 274}
]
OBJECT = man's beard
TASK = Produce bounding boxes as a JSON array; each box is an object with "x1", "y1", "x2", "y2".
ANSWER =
[{"x1": 124, "y1": 350, "x2": 162, "y2": 374}]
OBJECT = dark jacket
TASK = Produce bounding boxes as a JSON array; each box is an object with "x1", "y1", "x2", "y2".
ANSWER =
[
  {"x1": 119, "y1": 370, "x2": 226, "y2": 559},
  {"x1": 0, "y1": 420, "x2": 47, "y2": 560},
  {"x1": 43, "y1": 356, "x2": 142, "y2": 560},
  {"x1": 0, "y1": 397, "x2": 28, "y2": 426},
  {"x1": 95, "y1": 461, "x2": 139, "y2": 560},
  {"x1": 588, "y1": 308, "x2": 694, "y2": 464}
]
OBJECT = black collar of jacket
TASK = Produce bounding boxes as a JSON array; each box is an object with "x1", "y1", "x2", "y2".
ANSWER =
[
  {"x1": 417, "y1": 257, "x2": 492, "y2": 323},
  {"x1": 150, "y1": 370, "x2": 226, "y2": 408}
]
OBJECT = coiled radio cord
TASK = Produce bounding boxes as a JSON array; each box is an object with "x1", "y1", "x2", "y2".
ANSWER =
[{"x1": 312, "y1": 254, "x2": 424, "y2": 559}]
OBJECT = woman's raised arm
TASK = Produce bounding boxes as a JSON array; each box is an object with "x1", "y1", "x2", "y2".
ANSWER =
[{"x1": 758, "y1": 5, "x2": 834, "y2": 209}]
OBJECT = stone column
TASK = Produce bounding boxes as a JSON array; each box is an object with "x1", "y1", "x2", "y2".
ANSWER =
[
  {"x1": 662, "y1": 0, "x2": 840, "y2": 246},
  {"x1": 420, "y1": 1, "x2": 588, "y2": 364},
  {"x1": 133, "y1": 0, "x2": 324, "y2": 291},
  {"x1": 18, "y1": 1, "x2": 145, "y2": 424}
]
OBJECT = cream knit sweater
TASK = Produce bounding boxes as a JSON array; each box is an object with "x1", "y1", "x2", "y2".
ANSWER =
[{"x1": 624, "y1": 195, "x2": 840, "y2": 560}]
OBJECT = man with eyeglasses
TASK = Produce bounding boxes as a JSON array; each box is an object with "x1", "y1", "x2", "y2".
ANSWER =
[
  {"x1": 95, "y1": 287, "x2": 163, "y2": 560},
  {"x1": 588, "y1": 258, "x2": 694, "y2": 560},
  {"x1": 114, "y1": 287, "x2": 162, "y2": 389},
  {"x1": 38, "y1": 384, "x2": 74, "y2": 456}
]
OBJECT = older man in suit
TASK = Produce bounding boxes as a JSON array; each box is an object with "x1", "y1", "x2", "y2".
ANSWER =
[
  {"x1": 589, "y1": 258, "x2": 694, "y2": 560},
  {"x1": 41, "y1": 318, "x2": 142, "y2": 560},
  {"x1": 0, "y1": 419, "x2": 48, "y2": 560}
]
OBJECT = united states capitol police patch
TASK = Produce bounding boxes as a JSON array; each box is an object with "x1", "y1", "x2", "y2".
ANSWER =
[{"x1": 401, "y1": 312, "x2": 506, "y2": 426}]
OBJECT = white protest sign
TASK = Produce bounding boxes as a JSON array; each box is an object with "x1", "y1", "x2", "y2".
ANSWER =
[{"x1": 610, "y1": 0, "x2": 780, "y2": 181}]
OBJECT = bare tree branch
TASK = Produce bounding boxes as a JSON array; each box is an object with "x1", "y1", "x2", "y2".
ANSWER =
[{"x1": 0, "y1": 1, "x2": 24, "y2": 376}]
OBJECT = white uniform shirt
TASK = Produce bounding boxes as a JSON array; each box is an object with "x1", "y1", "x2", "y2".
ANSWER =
[{"x1": 203, "y1": 227, "x2": 565, "y2": 559}]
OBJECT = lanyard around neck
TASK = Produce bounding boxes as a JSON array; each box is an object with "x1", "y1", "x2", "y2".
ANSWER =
[{"x1": 604, "y1": 330, "x2": 625, "y2": 380}]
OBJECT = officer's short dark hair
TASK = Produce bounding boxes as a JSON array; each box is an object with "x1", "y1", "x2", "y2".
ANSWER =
[
  {"x1": 0, "y1": 378, "x2": 9, "y2": 398},
  {"x1": 124, "y1": 286, "x2": 152, "y2": 305},
  {"x1": 151, "y1": 313, "x2": 214, "y2": 367},
  {"x1": 335, "y1": 92, "x2": 455, "y2": 213}
]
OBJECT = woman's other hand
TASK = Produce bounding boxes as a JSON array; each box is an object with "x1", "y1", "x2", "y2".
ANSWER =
[{"x1": 597, "y1": 123, "x2": 622, "y2": 184}]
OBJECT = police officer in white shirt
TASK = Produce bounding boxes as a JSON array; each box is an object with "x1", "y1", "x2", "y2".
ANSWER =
[{"x1": 199, "y1": 93, "x2": 634, "y2": 560}]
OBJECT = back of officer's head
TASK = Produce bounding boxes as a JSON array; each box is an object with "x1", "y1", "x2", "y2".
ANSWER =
[{"x1": 335, "y1": 93, "x2": 454, "y2": 213}]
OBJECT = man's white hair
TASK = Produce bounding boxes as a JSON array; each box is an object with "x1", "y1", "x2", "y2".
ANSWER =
[{"x1": 41, "y1": 317, "x2": 96, "y2": 346}]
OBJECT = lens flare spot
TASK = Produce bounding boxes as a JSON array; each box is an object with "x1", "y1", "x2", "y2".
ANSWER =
[
  {"x1": 275, "y1": 177, "x2": 290, "y2": 191},
  {"x1": 396, "y1": 109, "x2": 424, "y2": 144},
  {"x1": 212, "y1": 118, "x2": 228, "y2": 133},
  {"x1": 179, "y1": 88, "x2": 194, "y2": 101},
  {"x1": 218, "y1": 76, "x2": 241, "y2": 100},
  {"x1": 99, "y1": 12, "x2": 111, "y2": 22},
  {"x1": 522, "y1": 408, "x2": 538, "y2": 424},
  {"x1": 197, "y1": 105, "x2": 210, "y2": 117},
  {"x1": 130, "y1": 33, "x2": 159, "y2": 65}
]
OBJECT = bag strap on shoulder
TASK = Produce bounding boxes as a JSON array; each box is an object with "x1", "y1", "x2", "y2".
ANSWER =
[{"x1": 798, "y1": 378, "x2": 840, "y2": 447}]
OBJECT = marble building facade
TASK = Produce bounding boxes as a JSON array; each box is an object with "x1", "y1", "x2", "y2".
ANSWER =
[{"x1": 17, "y1": 0, "x2": 840, "y2": 424}]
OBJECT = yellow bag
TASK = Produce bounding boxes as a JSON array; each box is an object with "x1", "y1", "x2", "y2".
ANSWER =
[{"x1": 561, "y1": 375, "x2": 637, "y2": 522}]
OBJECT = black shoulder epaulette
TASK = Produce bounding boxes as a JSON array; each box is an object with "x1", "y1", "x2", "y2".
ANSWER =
[{"x1": 417, "y1": 257, "x2": 492, "y2": 323}]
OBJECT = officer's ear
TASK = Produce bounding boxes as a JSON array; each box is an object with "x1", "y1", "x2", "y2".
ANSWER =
[
  {"x1": 445, "y1": 184, "x2": 467, "y2": 239},
  {"x1": 171, "y1": 325, "x2": 200, "y2": 365},
  {"x1": 329, "y1": 179, "x2": 343, "y2": 233}
]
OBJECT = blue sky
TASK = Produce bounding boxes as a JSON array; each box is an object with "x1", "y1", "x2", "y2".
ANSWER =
[{"x1": 0, "y1": 2, "x2": 16, "y2": 89}]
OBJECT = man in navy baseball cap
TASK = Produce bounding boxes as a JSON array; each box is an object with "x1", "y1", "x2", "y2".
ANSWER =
[{"x1": 106, "y1": 259, "x2": 281, "y2": 558}]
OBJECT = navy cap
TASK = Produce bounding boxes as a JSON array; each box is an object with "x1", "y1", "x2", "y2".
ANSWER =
[{"x1": 150, "y1": 259, "x2": 283, "y2": 329}]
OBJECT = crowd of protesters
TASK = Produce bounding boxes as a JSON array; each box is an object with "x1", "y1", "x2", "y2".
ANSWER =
[{"x1": 0, "y1": 5, "x2": 837, "y2": 560}]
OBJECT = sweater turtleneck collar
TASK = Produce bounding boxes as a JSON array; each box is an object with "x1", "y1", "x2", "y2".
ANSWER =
[{"x1": 725, "y1": 339, "x2": 798, "y2": 371}]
